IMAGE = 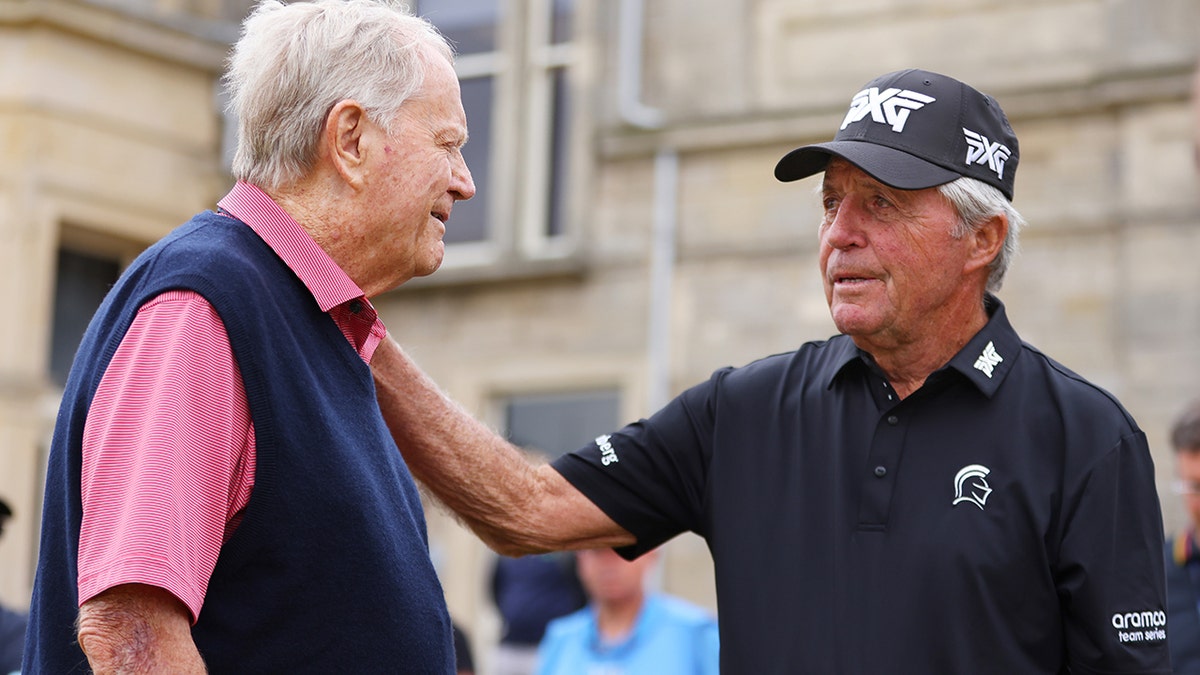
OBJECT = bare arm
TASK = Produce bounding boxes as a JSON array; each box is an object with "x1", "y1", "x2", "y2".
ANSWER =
[
  {"x1": 77, "y1": 584, "x2": 206, "y2": 674},
  {"x1": 372, "y1": 336, "x2": 635, "y2": 555}
]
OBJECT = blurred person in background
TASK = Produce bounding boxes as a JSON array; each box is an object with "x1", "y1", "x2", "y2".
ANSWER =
[
  {"x1": 491, "y1": 552, "x2": 587, "y2": 675},
  {"x1": 1166, "y1": 60, "x2": 1200, "y2": 673},
  {"x1": 1166, "y1": 399, "x2": 1200, "y2": 673},
  {"x1": 1193, "y1": 61, "x2": 1200, "y2": 168},
  {"x1": 536, "y1": 547, "x2": 718, "y2": 675},
  {"x1": 0, "y1": 498, "x2": 25, "y2": 674},
  {"x1": 23, "y1": 0, "x2": 474, "y2": 671},
  {"x1": 454, "y1": 621, "x2": 477, "y2": 675}
]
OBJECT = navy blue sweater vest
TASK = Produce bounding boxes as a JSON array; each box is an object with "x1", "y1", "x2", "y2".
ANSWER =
[{"x1": 25, "y1": 212, "x2": 452, "y2": 673}]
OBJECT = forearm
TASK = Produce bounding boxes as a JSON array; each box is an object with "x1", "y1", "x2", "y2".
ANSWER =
[
  {"x1": 77, "y1": 584, "x2": 206, "y2": 674},
  {"x1": 372, "y1": 337, "x2": 634, "y2": 554}
]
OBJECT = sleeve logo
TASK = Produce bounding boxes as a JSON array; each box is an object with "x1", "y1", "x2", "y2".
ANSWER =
[{"x1": 595, "y1": 434, "x2": 620, "y2": 466}]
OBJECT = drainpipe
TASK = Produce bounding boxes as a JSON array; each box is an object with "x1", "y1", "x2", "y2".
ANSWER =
[
  {"x1": 616, "y1": 0, "x2": 663, "y2": 129},
  {"x1": 644, "y1": 150, "x2": 678, "y2": 413},
  {"x1": 617, "y1": 0, "x2": 676, "y2": 413}
]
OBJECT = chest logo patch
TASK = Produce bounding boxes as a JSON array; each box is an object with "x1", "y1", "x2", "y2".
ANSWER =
[{"x1": 952, "y1": 464, "x2": 993, "y2": 510}]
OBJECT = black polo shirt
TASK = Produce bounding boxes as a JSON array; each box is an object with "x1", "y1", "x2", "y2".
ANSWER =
[{"x1": 553, "y1": 297, "x2": 1169, "y2": 674}]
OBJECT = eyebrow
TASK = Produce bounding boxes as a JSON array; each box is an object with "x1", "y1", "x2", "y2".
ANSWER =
[{"x1": 439, "y1": 128, "x2": 468, "y2": 147}]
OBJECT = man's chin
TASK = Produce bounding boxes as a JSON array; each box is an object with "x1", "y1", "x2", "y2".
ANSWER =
[
  {"x1": 829, "y1": 303, "x2": 875, "y2": 335},
  {"x1": 418, "y1": 252, "x2": 444, "y2": 278}
]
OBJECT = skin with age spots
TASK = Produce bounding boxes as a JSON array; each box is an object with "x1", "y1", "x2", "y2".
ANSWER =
[
  {"x1": 350, "y1": 51, "x2": 472, "y2": 292},
  {"x1": 287, "y1": 48, "x2": 473, "y2": 299}
]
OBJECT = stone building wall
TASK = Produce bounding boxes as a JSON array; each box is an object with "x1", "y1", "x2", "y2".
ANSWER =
[{"x1": 0, "y1": 0, "x2": 1196, "y2": 669}]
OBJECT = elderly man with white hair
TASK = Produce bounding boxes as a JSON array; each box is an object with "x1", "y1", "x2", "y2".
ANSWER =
[{"x1": 24, "y1": 0, "x2": 474, "y2": 671}]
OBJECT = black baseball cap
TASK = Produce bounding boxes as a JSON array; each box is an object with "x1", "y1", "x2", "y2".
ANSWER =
[{"x1": 774, "y1": 69, "x2": 1019, "y2": 200}]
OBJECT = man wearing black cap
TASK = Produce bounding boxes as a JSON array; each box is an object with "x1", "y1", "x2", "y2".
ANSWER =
[{"x1": 371, "y1": 69, "x2": 1170, "y2": 673}]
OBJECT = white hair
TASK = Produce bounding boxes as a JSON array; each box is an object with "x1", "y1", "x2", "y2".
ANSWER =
[
  {"x1": 937, "y1": 176, "x2": 1026, "y2": 293},
  {"x1": 224, "y1": 0, "x2": 454, "y2": 191}
]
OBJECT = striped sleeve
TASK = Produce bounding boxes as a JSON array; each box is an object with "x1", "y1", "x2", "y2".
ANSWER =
[{"x1": 77, "y1": 290, "x2": 255, "y2": 623}]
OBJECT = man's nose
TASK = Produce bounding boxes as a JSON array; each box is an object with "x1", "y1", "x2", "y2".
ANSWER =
[
  {"x1": 822, "y1": 199, "x2": 867, "y2": 249},
  {"x1": 451, "y1": 154, "x2": 475, "y2": 201}
]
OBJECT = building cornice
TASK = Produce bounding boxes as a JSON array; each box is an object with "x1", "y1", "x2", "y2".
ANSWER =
[
  {"x1": 599, "y1": 58, "x2": 1199, "y2": 160},
  {"x1": 0, "y1": 0, "x2": 235, "y2": 72}
]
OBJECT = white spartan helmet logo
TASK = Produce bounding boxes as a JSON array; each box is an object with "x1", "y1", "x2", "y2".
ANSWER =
[{"x1": 952, "y1": 464, "x2": 993, "y2": 510}]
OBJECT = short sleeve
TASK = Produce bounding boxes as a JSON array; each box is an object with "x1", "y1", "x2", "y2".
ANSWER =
[
  {"x1": 552, "y1": 370, "x2": 725, "y2": 559},
  {"x1": 1056, "y1": 430, "x2": 1171, "y2": 673},
  {"x1": 78, "y1": 290, "x2": 254, "y2": 623}
]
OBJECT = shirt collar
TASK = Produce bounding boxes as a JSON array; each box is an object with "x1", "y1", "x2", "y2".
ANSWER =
[
  {"x1": 216, "y1": 181, "x2": 368, "y2": 313},
  {"x1": 825, "y1": 294, "x2": 1021, "y2": 398},
  {"x1": 943, "y1": 294, "x2": 1021, "y2": 398}
]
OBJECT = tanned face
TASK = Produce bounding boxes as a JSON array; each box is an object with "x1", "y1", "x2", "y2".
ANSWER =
[{"x1": 818, "y1": 159, "x2": 983, "y2": 350}]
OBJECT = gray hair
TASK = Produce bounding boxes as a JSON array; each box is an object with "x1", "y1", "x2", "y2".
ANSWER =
[
  {"x1": 938, "y1": 176, "x2": 1026, "y2": 293},
  {"x1": 224, "y1": 0, "x2": 454, "y2": 191}
]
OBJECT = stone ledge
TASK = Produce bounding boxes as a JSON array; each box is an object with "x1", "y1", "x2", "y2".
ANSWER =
[
  {"x1": 599, "y1": 59, "x2": 1199, "y2": 160},
  {"x1": 388, "y1": 252, "x2": 589, "y2": 294},
  {"x1": 0, "y1": 0, "x2": 234, "y2": 71}
]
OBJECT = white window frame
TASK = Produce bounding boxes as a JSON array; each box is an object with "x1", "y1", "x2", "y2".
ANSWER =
[{"x1": 426, "y1": 0, "x2": 592, "y2": 277}]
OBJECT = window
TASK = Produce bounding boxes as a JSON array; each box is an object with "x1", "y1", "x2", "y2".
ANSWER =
[
  {"x1": 503, "y1": 389, "x2": 619, "y2": 459},
  {"x1": 415, "y1": 0, "x2": 584, "y2": 272},
  {"x1": 49, "y1": 248, "x2": 121, "y2": 386},
  {"x1": 532, "y1": 0, "x2": 577, "y2": 241}
]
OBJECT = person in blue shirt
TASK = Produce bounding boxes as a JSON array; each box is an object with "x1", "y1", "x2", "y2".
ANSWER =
[{"x1": 536, "y1": 547, "x2": 718, "y2": 675}]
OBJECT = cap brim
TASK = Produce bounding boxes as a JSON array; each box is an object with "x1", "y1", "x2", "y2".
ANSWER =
[{"x1": 774, "y1": 140, "x2": 962, "y2": 191}]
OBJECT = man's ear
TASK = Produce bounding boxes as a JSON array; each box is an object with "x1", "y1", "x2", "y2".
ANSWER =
[
  {"x1": 965, "y1": 212, "x2": 1008, "y2": 277},
  {"x1": 323, "y1": 99, "x2": 369, "y2": 186}
]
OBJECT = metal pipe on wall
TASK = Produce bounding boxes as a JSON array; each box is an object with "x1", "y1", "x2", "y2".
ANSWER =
[{"x1": 616, "y1": 0, "x2": 677, "y2": 413}]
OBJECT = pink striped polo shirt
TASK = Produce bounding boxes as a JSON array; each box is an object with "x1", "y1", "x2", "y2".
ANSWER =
[{"x1": 77, "y1": 182, "x2": 387, "y2": 622}]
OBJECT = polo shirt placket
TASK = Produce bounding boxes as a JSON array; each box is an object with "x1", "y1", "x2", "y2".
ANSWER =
[{"x1": 860, "y1": 375, "x2": 907, "y2": 530}]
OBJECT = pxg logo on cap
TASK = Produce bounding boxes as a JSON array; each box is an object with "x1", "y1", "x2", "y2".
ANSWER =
[{"x1": 775, "y1": 69, "x2": 1019, "y2": 200}]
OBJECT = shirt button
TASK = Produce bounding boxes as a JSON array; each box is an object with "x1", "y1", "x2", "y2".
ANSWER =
[
  {"x1": 886, "y1": 415, "x2": 899, "y2": 425},
  {"x1": 349, "y1": 299, "x2": 364, "y2": 314},
  {"x1": 874, "y1": 466, "x2": 887, "y2": 478}
]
